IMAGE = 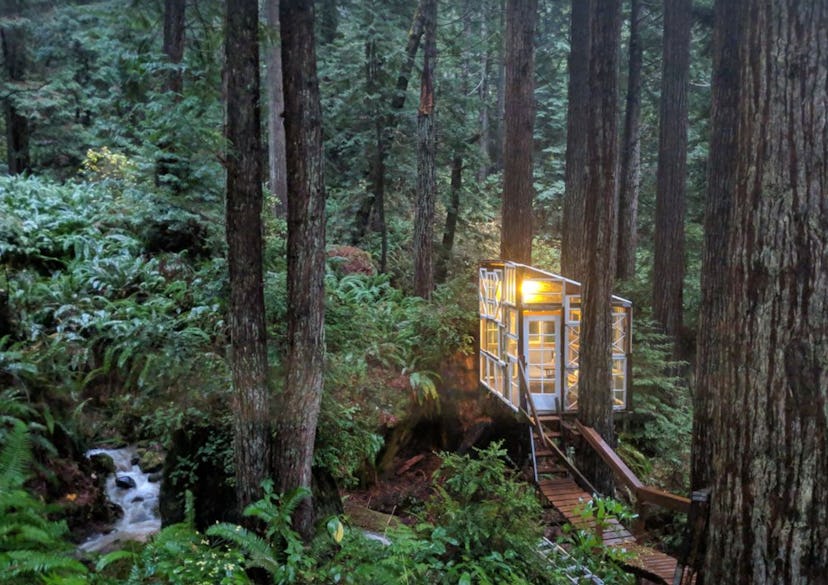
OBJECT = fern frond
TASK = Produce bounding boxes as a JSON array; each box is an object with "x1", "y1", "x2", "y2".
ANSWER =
[
  {"x1": 0, "y1": 421, "x2": 31, "y2": 490},
  {"x1": 207, "y1": 522, "x2": 282, "y2": 573},
  {"x1": 1, "y1": 549, "x2": 87, "y2": 577}
]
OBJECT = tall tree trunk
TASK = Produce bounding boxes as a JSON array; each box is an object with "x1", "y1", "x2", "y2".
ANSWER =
[
  {"x1": 163, "y1": 0, "x2": 185, "y2": 95},
  {"x1": 689, "y1": 0, "x2": 741, "y2": 572},
  {"x1": 691, "y1": 0, "x2": 741, "y2": 501},
  {"x1": 615, "y1": 0, "x2": 641, "y2": 281},
  {"x1": 560, "y1": 0, "x2": 591, "y2": 281},
  {"x1": 412, "y1": 0, "x2": 437, "y2": 298},
  {"x1": 695, "y1": 1, "x2": 828, "y2": 582},
  {"x1": 577, "y1": 0, "x2": 621, "y2": 497},
  {"x1": 491, "y1": 0, "x2": 506, "y2": 173},
  {"x1": 265, "y1": 0, "x2": 288, "y2": 217},
  {"x1": 224, "y1": 0, "x2": 270, "y2": 515},
  {"x1": 157, "y1": 0, "x2": 187, "y2": 192},
  {"x1": 365, "y1": 33, "x2": 389, "y2": 272},
  {"x1": 499, "y1": 0, "x2": 538, "y2": 265},
  {"x1": 436, "y1": 154, "x2": 462, "y2": 284},
  {"x1": 477, "y1": 2, "x2": 491, "y2": 183},
  {"x1": 317, "y1": 0, "x2": 338, "y2": 45},
  {"x1": 352, "y1": 3, "x2": 424, "y2": 247},
  {"x1": 1, "y1": 21, "x2": 29, "y2": 175},
  {"x1": 276, "y1": 0, "x2": 327, "y2": 540},
  {"x1": 652, "y1": 0, "x2": 691, "y2": 341}
]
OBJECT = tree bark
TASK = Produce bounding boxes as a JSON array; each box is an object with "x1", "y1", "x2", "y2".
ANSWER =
[
  {"x1": 163, "y1": 0, "x2": 185, "y2": 95},
  {"x1": 352, "y1": 2, "x2": 424, "y2": 248},
  {"x1": 1, "y1": 20, "x2": 29, "y2": 175},
  {"x1": 560, "y1": 0, "x2": 591, "y2": 281},
  {"x1": 264, "y1": 0, "x2": 288, "y2": 217},
  {"x1": 364, "y1": 34, "x2": 389, "y2": 272},
  {"x1": 224, "y1": 0, "x2": 270, "y2": 515},
  {"x1": 499, "y1": 0, "x2": 538, "y2": 265},
  {"x1": 576, "y1": 0, "x2": 621, "y2": 497},
  {"x1": 652, "y1": 0, "x2": 691, "y2": 341},
  {"x1": 317, "y1": 0, "x2": 338, "y2": 45},
  {"x1": 413, "y1": 0, "x2": 437, "y2": 298},
  {"x1": 695, "y1": 1, "x2": 828, "y2": 582},
  {"x1": 436, "y1": 154, "x2": 462, "y2": 284},
  {"x1": 691, "y1": 0, "x2": 741, "y2": 501},
  {"x1": 276, "y1": 0, "x2": 327, "y2": 540},
  {"x1": 615, "y1": 0, "x2": 641, "y2": 281},
  {"x1": 477, "y1": 1, "x2": 491, "y2": 183}
]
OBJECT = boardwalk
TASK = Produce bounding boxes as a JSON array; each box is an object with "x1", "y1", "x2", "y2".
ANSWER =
[{"x1": 538, "y1": 475, "x2": 693, "y2": 585}]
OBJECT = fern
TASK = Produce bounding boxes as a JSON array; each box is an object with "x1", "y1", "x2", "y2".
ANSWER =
[
  {"x1": 207, "y1": 483, "x2": 313, "y2": 584},
  {"x1": 0, "y1": 423, "x2": 87, "y2": 584}
]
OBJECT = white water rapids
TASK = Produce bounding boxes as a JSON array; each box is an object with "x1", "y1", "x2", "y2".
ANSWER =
[{"x1": 79, "y1": 446, "x2": 162, "y2": 553}]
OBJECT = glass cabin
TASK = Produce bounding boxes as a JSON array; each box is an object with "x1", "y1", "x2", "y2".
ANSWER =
[{"x1": 478, "y1": 261, "x2": 632, "y2": 414}]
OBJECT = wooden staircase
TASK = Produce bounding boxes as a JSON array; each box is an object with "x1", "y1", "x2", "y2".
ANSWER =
[{"x1": 527, "y1": 413, "x2": 697, "y2": 585}]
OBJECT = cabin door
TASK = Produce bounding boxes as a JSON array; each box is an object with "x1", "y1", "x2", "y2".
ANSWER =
[{"x1": 523, "y1": 314, "x2": 561, "y2": 413}]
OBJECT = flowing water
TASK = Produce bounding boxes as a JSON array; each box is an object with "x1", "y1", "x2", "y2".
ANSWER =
[{"x1": 79, "y1": 446, "x2": 162, "y2": 553}]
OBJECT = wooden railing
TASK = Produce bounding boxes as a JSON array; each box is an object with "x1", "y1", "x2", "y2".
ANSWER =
[
  {"x1": 574, "y1": 420, "x2": 690, "y2": 514},
  {"x1": 518, "y1": 358, "x2": 597, "y2": 495}
]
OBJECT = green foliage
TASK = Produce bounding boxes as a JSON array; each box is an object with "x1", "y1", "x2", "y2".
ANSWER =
[
  {"x1": 426, "y1": 442, "x2": 544, "y2": 558},
  {"x1": 0, "y1": 422, "x2": 88, "y2": 585},
  {"x1": 1, "y1": 175, "x2": 227, "y2": 439},
  {"x1": 96, "y1": 494, "x2": 249, "y2": 585},
  {"x1": 559, "y1": 497, "x2": 637, "y2": 584},
  {"x1": 625, "y1": 317, "x2": 692, "y2": 489},
  {"x1": 313, "y1": 398, "x2": 383, "y2": 488},
  {"x1": 207, "y1": 482, "x2": 313, "y2": 584}
]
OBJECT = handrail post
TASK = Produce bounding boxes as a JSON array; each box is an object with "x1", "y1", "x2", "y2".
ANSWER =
[{"x1": 674, "y1": 488, "x2": 710, "y2": 585}]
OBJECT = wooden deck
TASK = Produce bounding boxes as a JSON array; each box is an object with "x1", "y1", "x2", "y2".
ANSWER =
[
  {"x1": 538, "y1": 477, "x2": 635, "y2": 545},
  {"x1": 531, "y1": 417, "x2": 697, "y2": 585}
]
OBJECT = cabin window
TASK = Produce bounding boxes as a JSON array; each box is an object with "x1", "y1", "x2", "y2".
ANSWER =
[
  {"x1": 522, "y1": 279, "x2": 563, "y2": 305},
  {"x1": 505, "y1": 308, "x2": 518, "y2": 357},
  {"x1": 480, "y1": 318, "x2": 500, "y2": 356},
  {"x1": 612, "y1": 358, "x2": 627, "y2": 407},
  {"x1": 478, "y1": 268, "x2": 502, "y2": 319},
  {"x1": 504, "y1": 264, "x2": 517, "y2": 305}
]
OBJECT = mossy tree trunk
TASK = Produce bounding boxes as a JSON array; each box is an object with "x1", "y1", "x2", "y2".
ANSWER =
[
  {"x1": 264, "y1": 0, "x2": 288, "y2": 217},
  {"x1": 652, "y1": 0, "x2": 691, "y2": 343},
  {"x1": 616, "y1": 0, "x2": 641, "y2": 282},
  {"x1": 499, "y1": 0, "x2": 537, "y2": 265},
  {"x1": 224, "y1": 0, "x2": 271, "y2": 516},
  {"x1": 576, "y1": 0, "x2": 621, "y2": 497},
  {"x1": 276, "y1": 0, "x2": 327, "y2": 541},
  {"x1": 695, "y1": 1, "x2": 828, "y2": 581},
  {"x1": 413, "y1": 0, "x2": 437, "y2": 298},
  {"x1": 560, "y1": 0, "x2": 591, "y2": 281}
]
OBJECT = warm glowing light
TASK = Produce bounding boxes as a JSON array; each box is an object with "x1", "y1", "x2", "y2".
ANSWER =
[
  {"x1": 521, "y1": 279, "x2": 561, "y2": 304},
  {"x1": 521, "y1": 279, "x2": 542, "y2": 298}
]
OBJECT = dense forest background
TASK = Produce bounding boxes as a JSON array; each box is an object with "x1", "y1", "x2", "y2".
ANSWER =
[{"x1": 1, "y1": 0, "x2": 825, "y2": 584}]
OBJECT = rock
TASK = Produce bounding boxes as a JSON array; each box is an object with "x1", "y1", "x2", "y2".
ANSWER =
[
  {"x1": 138, "y1": 450, "x2": 164, "y2": 474},
  {"x1": 148, "y1": 472, "x2": 163, "y2": 483},
  {"x1": 89, "y1": 453, "x2": 116, "y2": 475},
  {"x1": 115, "y1": 476, "x2": 137, "y2": 490},
  {"x1": 131, "y1": 497, "x2": 145, "y2": 504}
]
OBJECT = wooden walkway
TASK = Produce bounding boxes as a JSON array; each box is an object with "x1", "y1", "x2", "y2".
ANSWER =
[
  {"x1": 529, "y1": 413, "x2": 699, "y2": 585},
  {"x1": 538, "y1": 476, "x2": 689, "y2": 584}
]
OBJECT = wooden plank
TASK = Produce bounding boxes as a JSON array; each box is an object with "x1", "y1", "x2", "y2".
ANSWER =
[
  {"x1": 636, "y1": 485, "x2": 691, "y2": 514},
  {"x1": 574, "y1": 420, "x2": 643, "y2": 490}
]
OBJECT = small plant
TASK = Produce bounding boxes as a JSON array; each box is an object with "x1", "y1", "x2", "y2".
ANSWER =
[
  {"x1": 207, "y1": 481, "x2": 314, "y2": 584},
  {"x1": 0, "y1": 421, "x2": 88, "y2": 585},
  {"x1": 559, "y1": 496, "x2": 637, "y2": 584},
  {"x1": 97, "y1": 492, "x2": 249, "y2": 585}
]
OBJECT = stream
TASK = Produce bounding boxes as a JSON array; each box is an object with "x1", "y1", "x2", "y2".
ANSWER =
[{"x1": 79, "y1": 446, "x2": 162, "y2": 553}]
